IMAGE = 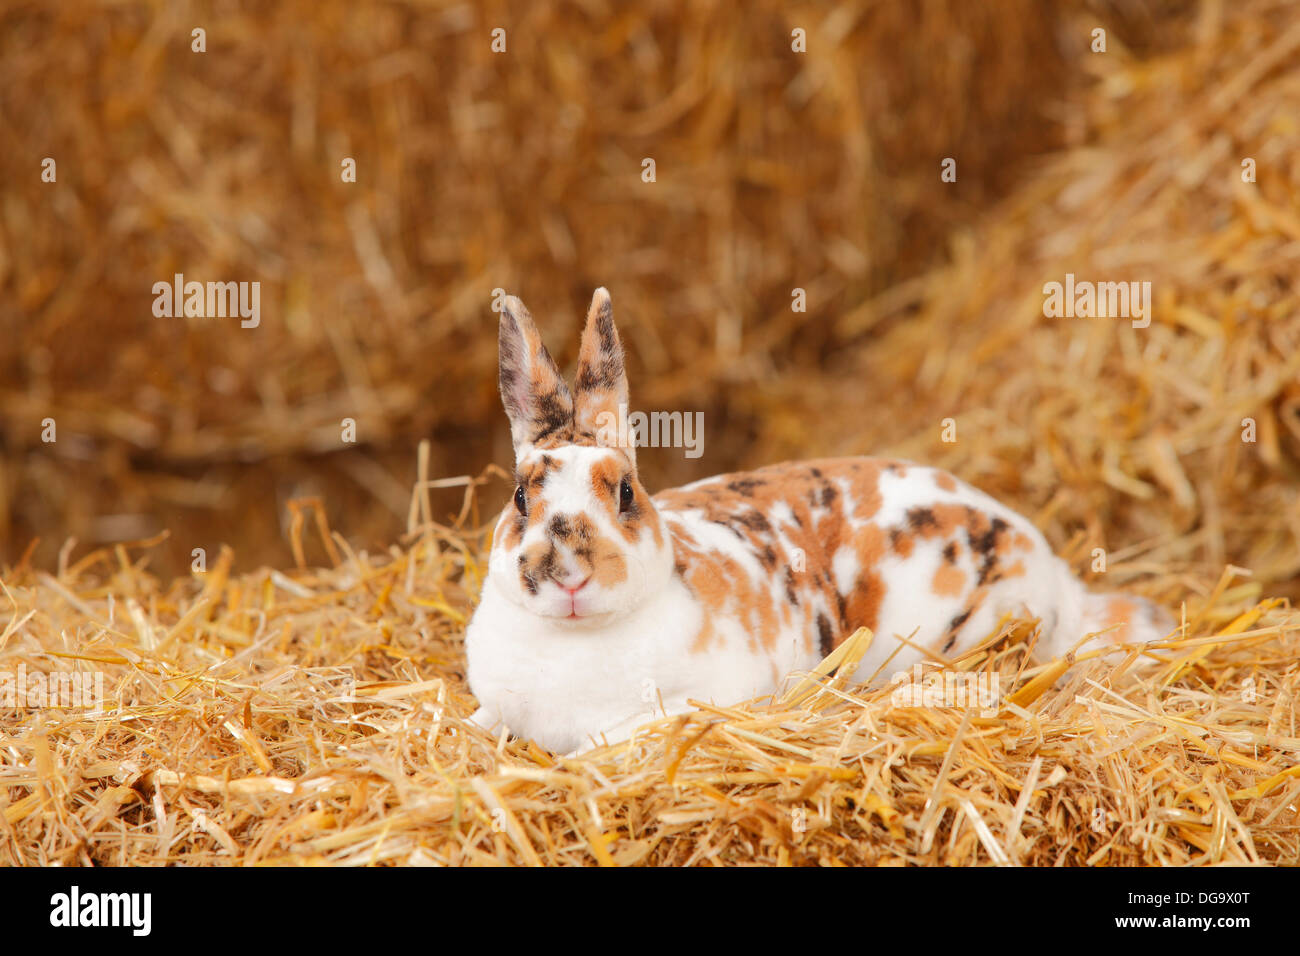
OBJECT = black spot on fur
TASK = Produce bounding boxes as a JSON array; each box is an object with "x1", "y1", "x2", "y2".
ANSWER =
[
  {"x1": 817, "y1": 613, "x2": 834, "y2": 657},
  {"x1": 820, "y1": 483, "x2": 837, "y2": 507},
  {"x1": 971, "y1": 516, "x2": 1009, "y2": 585},
  {"x1": 716, "y1": 514, "x2": 757, "y2": 541},
  {"x1": 968, "y1": 516, "x2": 1004, "y2": 555},
  {"x1": 528, "y1": 546, "x2": 558, "y2": 586},
  {"x1": 575, "y1": 357, "x2": 622, "y2": 394},
  {"x1": 906, "y1": 507, "x2": 938, "y2": 531},
  {"x1": 940, "y1": 606, "x2": 975, "y2": 654},
  {"x1": 531, "y1": 387, "x2": 573, "y2": 440},
  {"x1": 499, "y1": 366, "x2": 519, "y2": 401},
  {"x1": 727, "y1": 478, "x2": 765, "y2": 495},
  {"x1": 517, "y1": 467, "x2": 546, "y2": 491},
  {"x1": 597, "y1": 302, "x2": 615, "y2": 339},
  {"x1": 599, "y1": 353, "x2": 621, "y2": 385},
  {"x1": 761, "y1": 545, "x2": 777, "y2": 568},
  {"x1": 945, "y1": 607, "x2": 973, "y2": 638},
  {"x1": 785, "y1": 568, "x2": 799, "y2": 605},
  {"x1": 942, "y1": 541, "x2": 958, "y2": 564},
  {"x1": 576, "y1": 302, "x2": 621, "y2": 392}
]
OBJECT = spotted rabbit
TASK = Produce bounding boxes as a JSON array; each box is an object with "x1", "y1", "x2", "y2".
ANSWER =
[{"x1": 465, "y1": 289, "x2": 1172, "y2": 753}]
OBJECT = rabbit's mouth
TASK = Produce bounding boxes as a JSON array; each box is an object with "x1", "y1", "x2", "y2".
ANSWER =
[
  {"x1": 552, "y1": 584, "x2": 605, "y2": 621},
  {"x1": 537, "y1": 604, "x2": 617, "y2": 627}
]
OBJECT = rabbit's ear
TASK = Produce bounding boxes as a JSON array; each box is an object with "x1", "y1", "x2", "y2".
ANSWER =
[
  {"x1": 573, "y1": 288, "x2": 633, "y2": 463},
  {"x1": 499, "y1": 295, "x2": 573, "y2": 456}
]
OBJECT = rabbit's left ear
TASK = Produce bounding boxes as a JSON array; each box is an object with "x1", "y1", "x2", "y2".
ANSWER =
[{"x1": 573, "y1": 288, "x2": 632, "y2": 463}]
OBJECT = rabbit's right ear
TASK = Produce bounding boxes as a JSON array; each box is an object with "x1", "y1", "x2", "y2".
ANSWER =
[{"x1": 498, "y1": 295, "x2": 573, "y2": 456}]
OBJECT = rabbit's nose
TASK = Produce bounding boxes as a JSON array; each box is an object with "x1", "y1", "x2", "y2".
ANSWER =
[{"x1": 558, "y1": 572, "x2": 591, "y2": 593}]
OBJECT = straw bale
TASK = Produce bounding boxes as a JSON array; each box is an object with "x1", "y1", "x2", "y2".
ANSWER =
[{"x1": 1, "y1": 0, "x2": 1068, "y2": 574}]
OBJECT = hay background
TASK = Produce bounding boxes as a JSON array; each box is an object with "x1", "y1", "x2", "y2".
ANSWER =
[
  {"x1": 1, "y1": 0, "x2": 1299, "y2": 865},
  {"x1": 6, "y1": 0, "x2": 1100, "y2": 575}
]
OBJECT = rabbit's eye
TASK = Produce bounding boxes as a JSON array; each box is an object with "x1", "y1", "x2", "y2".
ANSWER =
[
  {"x1": 619, "y1": 478, "x2": 634, "y2": 513},
  {"x1": 514, "y1": 485, "x2": 527, "y2": 515}
]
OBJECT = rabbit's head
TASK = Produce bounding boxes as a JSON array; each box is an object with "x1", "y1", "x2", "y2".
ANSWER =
[{"x1": 487, "y1": 288, "x2": 674, "y2": 624}]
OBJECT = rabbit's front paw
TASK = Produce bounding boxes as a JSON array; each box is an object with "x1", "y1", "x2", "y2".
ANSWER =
[
  {"x1": 566, "y1": 705, "x2": 683, "y2": 757},
  {"x1": 467, "y1": 706, "x2": 498, "y2": 735}
]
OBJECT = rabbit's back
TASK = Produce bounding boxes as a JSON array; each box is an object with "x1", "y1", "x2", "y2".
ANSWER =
[{"x1": 656, "y1": 457, "x2": 1085, "y2": 679}]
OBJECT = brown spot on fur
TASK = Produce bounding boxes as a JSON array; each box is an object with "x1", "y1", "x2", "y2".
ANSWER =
[
  {"x1": 854, "y1": 524, "x2": 887, "y2": 571},
  {"x1": 1101, "y1": 597, "x2": 1138, "y2": 643},
  {"x1": 590, "y1": 456, "x2": 622, "y2": 501},
  {"x1": 843, "y1": 571, "x2": 885, "y2": 636},
  {"x1": 591, "y1": 548, "x2": 628, "y2": 588},
  {"x1": 689, "y1": 615, "x2": 718, "y2": 654},
  {"x1": 932, "y1": 564, "x2": 965, "y2": 597},
  {"x1": 495, "y1": 502, "x2": 522, "y2": 547},
  {"x1": 496, "y1": 486, "x2": 548, "y2": 549},
  {"x1": 935, "y1": 472, "x2": 957, "y2": 492}
]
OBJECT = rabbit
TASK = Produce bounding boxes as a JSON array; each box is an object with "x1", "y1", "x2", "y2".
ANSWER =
[{"x1": 465, "y1": 288, "x2": 1174, "y2": 754}]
